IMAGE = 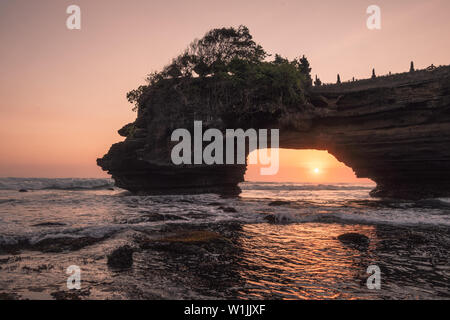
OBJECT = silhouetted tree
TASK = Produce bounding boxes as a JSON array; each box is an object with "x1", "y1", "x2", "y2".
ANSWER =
[
  {"x1": 297, "y1": 55, "x2": 312, "y2": 87},
  {"x1": 372, "y1": 68, "x2": 376, "y2": 79},
  {"x1": 186, "y1": 25, "x2": 267, "y2": 77},
  {"x1": 314, "y1": 75, "x2": 322, "y2": 86},
  {"x1": 298, "y1": 55, "x2": 311, "y2": 75},
  {"x1": 273, "y1": 54, "x2": 289, "y2": 65},
  {"x1": 127, "y1": 26, "x2": 313, "y2": 112},
  {"x1": 337, "y1": 74, "x2": 341, "y2": 84},
  {"x1": 410, "y1": 61, "x2": 415, "y2": 72}
]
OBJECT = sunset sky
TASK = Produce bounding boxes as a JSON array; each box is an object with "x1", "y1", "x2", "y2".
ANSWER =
[{"x1": 0, "y1": 0, "x2": 449, "y2": 182}]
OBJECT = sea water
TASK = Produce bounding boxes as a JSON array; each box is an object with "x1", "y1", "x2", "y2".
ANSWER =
[{"x1": 0, "y1": 178, "x2": 449, "y2": 299}]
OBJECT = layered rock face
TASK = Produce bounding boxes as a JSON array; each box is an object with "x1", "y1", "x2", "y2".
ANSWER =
[
  {"x1": 303, "y1": 66, "x2": 450, "y2": 199},
  {"x1": 98, "y1": 66, "x2": 450, "y2": 199}
]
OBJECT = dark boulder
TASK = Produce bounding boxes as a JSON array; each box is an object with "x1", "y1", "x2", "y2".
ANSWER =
[
  {"x1": 219, "y1": 206, "x2": 237, "y2": 213},
  {"x1": 268, "y1": 201, "x2": 291, "y2": 206},
  {"x1": 32, "y1": 222, "x2": 67, "y2": 227},
  {"x1": 337, "y1": 233, "x2": 370, "y2": 250},
  {"x1": 107, "y1": 245, "x2": 134, "y2": 269}
]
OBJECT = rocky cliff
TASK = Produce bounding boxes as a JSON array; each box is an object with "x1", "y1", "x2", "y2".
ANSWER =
[{"x1": 98, "y1": 66, "x2": 450, "y2": 199}]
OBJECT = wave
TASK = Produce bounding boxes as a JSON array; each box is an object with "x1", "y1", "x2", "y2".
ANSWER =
[
  {"x1": 240, "y1": 182, "x2": 374, "y2": 191},
  {"x1": 0, "y1": 178, "x2": 114, "y2": 191},
  {"x1": 262, "y1": 209, "x2": 450, "y2": 227}
]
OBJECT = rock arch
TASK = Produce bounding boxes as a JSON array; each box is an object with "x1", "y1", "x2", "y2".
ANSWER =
[{"x1": 98, "y1": 66, "x2": 450, "y2": 199}]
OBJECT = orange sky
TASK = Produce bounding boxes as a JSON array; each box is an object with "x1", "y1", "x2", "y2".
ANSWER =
[
  {"x1": 246, "y1": 149, "x2": 373, "y2": 183},
  {"x1": 0, "y1": 0, "x2": 449, "y2": 182}
]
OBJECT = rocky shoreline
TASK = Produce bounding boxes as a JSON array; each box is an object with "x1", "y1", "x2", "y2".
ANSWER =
[{"x1": 1, "y1": 221, "x2": 449, "y2": 300}]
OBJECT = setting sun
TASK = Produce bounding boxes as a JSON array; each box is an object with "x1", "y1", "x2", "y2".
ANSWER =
[{"x1": 245, "y1": 149, "x2": 373, "y2": 183}]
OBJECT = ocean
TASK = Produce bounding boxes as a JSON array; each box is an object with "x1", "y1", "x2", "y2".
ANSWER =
[{"x1": 0, "y1": 178, "x2": 449, "y2": 300}]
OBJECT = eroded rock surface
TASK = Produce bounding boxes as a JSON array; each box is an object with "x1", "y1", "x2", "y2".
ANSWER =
[{"x1": 98, "y1": 66, "x2": 450, "y2": 199}]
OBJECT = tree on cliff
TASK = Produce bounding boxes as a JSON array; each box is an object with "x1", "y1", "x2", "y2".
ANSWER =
[
  {"x1": 410, "y1": 61, "x2": 415, "y2": 72},
  {"x1": 372, "y1": 68, "x2": 376, "y2": 79},
  {"x1": 295, "y1": 55, "x2": 312, "y2": 87},
  {"x1": 127, "y1": 26, "x2": 312, "y2": 114},
  {"x1": 273, "y1": 54, "x2": 289, "y2": 65},
  {"x1": 337, "y1": 74, "x2": 341, "y2": 84},
  {"x1": 314, "y1": 75, "x2": 322, "y2": 86},
  {"x1": 273, "y1": 54, "x2": 312, "y2": 87},
  {"x1": 168, "y1": 25, "x2": 267, "y2": 78}
]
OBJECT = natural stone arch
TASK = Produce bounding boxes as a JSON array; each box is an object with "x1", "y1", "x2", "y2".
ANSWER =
[{"x1": 98, "y1": 66, "x2": 450, "y2": 199}]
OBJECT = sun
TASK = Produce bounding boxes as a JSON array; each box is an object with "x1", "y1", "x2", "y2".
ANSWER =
[{"x1": 313, "y1": 168, "x2": 320, "y2": 174}]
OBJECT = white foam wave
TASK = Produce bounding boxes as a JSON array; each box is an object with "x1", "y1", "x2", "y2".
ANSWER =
[
  {"x1": 240, "y1": 182, "x2": 373, "y2": 191},
  {"x1": 0, "y1": 178, "x2": 114, "y2": 190},
  {"x1": 265, "y1": 209, "x2": 450, "y2": 227}
]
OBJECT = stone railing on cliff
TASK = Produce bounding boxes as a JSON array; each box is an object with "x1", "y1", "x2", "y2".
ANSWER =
[{"x1": 311, "y1": 65, "x2": 450, "y2": 93}]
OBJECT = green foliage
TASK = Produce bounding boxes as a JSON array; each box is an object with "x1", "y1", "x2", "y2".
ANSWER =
[
  {"x1": 118, "y1": 122, "x2": 136, "y2": 138},
  {"x1": 127, "y1": 85, "x2": 148, "y2": 112},
  {"x1": 126, "y1": 25, "x2": 312, "y2": 116}
]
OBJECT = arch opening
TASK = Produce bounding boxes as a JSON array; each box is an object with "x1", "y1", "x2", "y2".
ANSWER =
[{"x1": 245, "y1": 148, "x2": 374, "y2": 184}]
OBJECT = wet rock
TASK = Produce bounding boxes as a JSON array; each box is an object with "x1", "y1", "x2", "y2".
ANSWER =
[
  {"x1": 1, "y1": 236, "x2": 104, "y2": 254},
  {"x1": 51, "y1": 288, "x2": 91, "y2": 300},
  {"x1": 403, "y1": 231, "x2": 428, "y2": 245},
  {"x1": 184, "y1": 212, "x2": 213, "y2": 219},
  {"x1": 0, "y1": 256, "x2": 21, "y2": 264},
  {"x1": 263, "y1": 214, "x2": 277, "y2": 224},
  {"x1": 141, "y1": 212, "x2": 183, "y2": 222},
  {"x1": 338, "y1": 233, "x2": 370, "y2": 250},
  {"x1": 0, "y1": 292, "x2": 20, "y2": 300},
  {"x1": 268, "y1": 201, "x2": 290, "y2": 206},
  {"x1": 107, "y1": 245, "x2": 134, "y2": 269},
  {"x1": 161, "y1": 231, "x2": 224, "y2": 243},
  {"x1": 139, "y1": 230, "x2": 228, "y2": 255},
  {"x1": 32, "y1": 222, "x2": 67, "y2": 227},
  {"x1": 219, "y1": 206, "x2": 237, "y2": 213},
  {"x1": 22, "y1": 264, "x2": 54, "y2": 273},
  {"x1": 33, "y1": 236, "x2": 102, "y2": 253}
]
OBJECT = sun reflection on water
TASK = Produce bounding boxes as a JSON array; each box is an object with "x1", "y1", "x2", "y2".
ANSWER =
[{"x1": 236, "y1": 223, "x2": 378, "y2": 299}]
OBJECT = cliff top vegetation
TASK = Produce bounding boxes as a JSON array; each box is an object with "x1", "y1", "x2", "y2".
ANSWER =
[{"x1": 126, "y1": 25, "x2": 312, "y2": 122}]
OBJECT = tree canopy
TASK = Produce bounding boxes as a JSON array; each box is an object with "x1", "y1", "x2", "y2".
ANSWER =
[{"x1": 127, "y1": 25, "x2": 313, "y2": 115}]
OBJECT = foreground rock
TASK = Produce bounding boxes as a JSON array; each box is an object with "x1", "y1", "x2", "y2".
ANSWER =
[
  {"x1": 32, "y1": 222, "x2": 67, "y2": 227},
  {"x1": 0, "y1": 236, "x2": 104, "y2": 254},
  {"x1": 337, "y1": 233, "x2": 370, "y2": 250},
  {"x1": 218, "y1": 206, "x2": 237, "y2": 213},
  {"x1": 268, "y1": 201, "x2": 291, "y2": 206},
  {"x1": 107, "y1": 245, "x2": 134, "y2": 270}
]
